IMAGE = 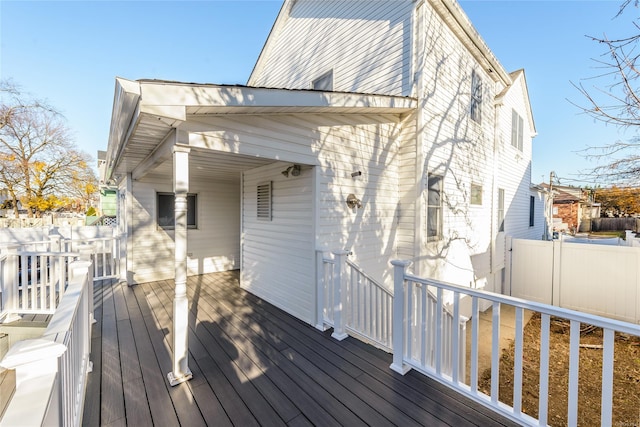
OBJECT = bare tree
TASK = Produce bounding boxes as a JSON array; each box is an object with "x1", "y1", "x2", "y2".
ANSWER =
[
  {"x1": 0, "y1": 80, "x2": 96, "y2": 217},
  {"x1": 573, "y1": 1, "x2": 640, "y2": 184}
]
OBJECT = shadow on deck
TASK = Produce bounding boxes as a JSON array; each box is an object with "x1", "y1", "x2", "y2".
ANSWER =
[{"x1": 82, "y1": 271, "x2": 518, "y2": 426}]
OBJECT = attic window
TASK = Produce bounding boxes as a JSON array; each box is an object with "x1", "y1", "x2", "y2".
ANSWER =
[
  {"x1": 312, "y1": 70, "x2": 333, "y2": 91},
  {"x1": 511, "y1": 109, "x2": 524, "y2": 151},
  {"x1": 470, "y1": 70, "x2": 483, "y2": 123},
  {"x1": 257, "y1": 182, "x2": 272, "y2": 220}
]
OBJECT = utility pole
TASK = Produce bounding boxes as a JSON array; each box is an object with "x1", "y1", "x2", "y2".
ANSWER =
[{"x1": 548, "y1": 171, "x2": 555, "y2": 240}]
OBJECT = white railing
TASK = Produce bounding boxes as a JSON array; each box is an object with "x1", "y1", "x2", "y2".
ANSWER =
[
  {"x1": 318, "y1": 250, "x2": 463, "y2": 361},
  {"x1": 403, "y1": 279, "x2": 466, "y2": 378},
  {"x1": 0, "y1": 250, "x2": 79, "y2": 318},
  {"x1": 344, "y1": 258, "x2": 393, "y2": 350},
  {"x1": 318, "y1": 250, "x2": 393, "y2": 349},
  {"x1": 0, "y1": 260, "x2": 92, "y2": 427},
  {"x1": 63, "y1": 237, "x2": 119, "y2": 281},
  {"x1": 390, "y1": 260, "x2": 640, "y2": 427}
]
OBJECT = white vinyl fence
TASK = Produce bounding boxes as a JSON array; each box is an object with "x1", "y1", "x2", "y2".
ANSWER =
[{"x1": 509, "y1": 237, "x2": 640, "y2": 324}]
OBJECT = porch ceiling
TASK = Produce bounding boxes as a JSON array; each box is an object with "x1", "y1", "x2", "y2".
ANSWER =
[{"x1": 104, "y1": 78, "x2": 417, "y2": 183}]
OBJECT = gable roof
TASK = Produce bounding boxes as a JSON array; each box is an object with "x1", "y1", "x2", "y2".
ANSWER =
[{"x1": 248, "y1": 0, "x2": 512, "y2": 87}]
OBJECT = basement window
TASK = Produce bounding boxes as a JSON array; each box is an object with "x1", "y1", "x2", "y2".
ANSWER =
[
  {"x1": 157, "y1": 193, "x2": 197, "y2": 229},
  {"x1": 257, "y1": 182, "x2": 272, "y2": 220}
]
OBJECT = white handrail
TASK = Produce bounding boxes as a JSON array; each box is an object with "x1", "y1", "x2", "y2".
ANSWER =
[{"x1": 391, "y1": 260, "x2": 640, "y2": 427}]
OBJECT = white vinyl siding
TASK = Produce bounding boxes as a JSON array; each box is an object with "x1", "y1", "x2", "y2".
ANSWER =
[
  {"x1": 496, "y1": 73, "x2": 540, "y2": 240},
  {"x1": 242, "y1": 163, "x2": 314, "y2": 324},
  {"x1": 250, "y1": 0, "x2": 414, "y2": 96},
  {"x1": 418, "y1": 4, "x2": 497, "y2": 274},
  {"x1": 130, "y1": 175, "x2": 240, "y2": 283}
]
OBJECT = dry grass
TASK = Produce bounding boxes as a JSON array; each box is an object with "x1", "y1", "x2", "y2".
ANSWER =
[{"x1": 478, "y1": 313, "x2": 640, "y2": 427}]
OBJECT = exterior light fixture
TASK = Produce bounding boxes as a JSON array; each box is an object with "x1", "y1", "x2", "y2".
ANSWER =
[{"x1": 282, "y1": 164, "x2": 301, "y2": 177}]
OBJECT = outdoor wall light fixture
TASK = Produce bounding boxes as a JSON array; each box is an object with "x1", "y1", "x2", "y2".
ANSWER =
[
  {"x1": 281, "y1": 164, "x2": 301, "y2": 177},
  {"x1": 346, "y1": 193, "x2": 362, "y2": 209},
  {"x1": 351, "y1": 171, "x2": 362, "y2": 177}
]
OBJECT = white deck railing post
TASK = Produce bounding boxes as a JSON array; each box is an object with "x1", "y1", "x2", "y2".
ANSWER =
[
  {"x1": 1, "y1": 245, "x2": 20, "y2": 318},
  {"x1": 315, "y1": 249, "x2": 327, "y2": 331},
  {"x1": 390, "y1": 259, "x2": 411, "y2": 375},
  {"x1": 331, "y1": 250, "x2": 349, "y2": 340}
]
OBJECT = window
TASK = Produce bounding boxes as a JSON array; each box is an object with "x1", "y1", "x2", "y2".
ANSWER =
[
  {"x1": 257, "y1": 182, "x2": 272, "y2": 220},
  {"x1": 427, "y1": 175, "x2": 443, "y2": 241},
  {"x1": 157, "y1": 193, "x2": 197, "y2": 229},
  {"x1": 312, "y1": 70, "x2": 333, "y2": 91},
  {"x1": 470, "y1": 184, "x2": 482, "y2": 205},
  {"x1": 498, "y1": 188, "x2": 505, "y2": 232},
  {"x1": 470, "y1": 70, "x2": 483, "y2": 123},
  {"x1": 511, "y1": 109, "x2": 524, "y2": 151},
  {"x1": 529, "y1": 196, "x2": 535, "y2": 227}
]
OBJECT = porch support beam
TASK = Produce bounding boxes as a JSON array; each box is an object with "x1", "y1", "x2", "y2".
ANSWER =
[
  {"x1": 132, "y1": 128, "x2": 188, "y2": 181},
  {"x1": 167, "y1": 143, "x2": 193, "y2": 386}
]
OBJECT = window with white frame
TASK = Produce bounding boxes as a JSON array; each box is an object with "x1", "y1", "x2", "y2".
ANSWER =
[
  {"x1": 257, "y1": 182, "x2": 272, "y2": 220},
  {"x1": 312, "y1": 70, "x2": 333, "y2": 91},
  {"x1": 471, "y1": 183, "x2": 483, "y2": 205},
  {"x1": 511, "y1": 109, "x2": 524, "y2": 151},
  {"x1": 498, "y1": 188, "x2": 505, "y2": 232},
  {"x1": 157, "y1": 193, "x2": 197, "y2": 229},
  {"x1": 470, "y1": 70, "x2": 483, "y2": 123},
  {"x1": 427, "y1": 175, "x2": 443, "y2": 241}
]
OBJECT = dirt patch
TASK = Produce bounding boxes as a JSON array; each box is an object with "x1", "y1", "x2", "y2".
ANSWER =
[{"x1": 477, "y1": 313, "x2": 640, "y2": 426}]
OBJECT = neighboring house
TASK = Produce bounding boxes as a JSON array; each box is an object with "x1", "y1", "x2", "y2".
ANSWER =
[
  {"x1": 101, "y1": 0, "x2": 541, "y2": 327},
  {"x1": 540, "y1": 183, "x2": 600, "y2": 233},
  {"x1": 97, "y1": 150, "x2": 118, "y2": 221}
]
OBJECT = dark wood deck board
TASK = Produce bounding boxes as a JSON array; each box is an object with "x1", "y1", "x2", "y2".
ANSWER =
[{"x1": 84, "y1": 271, "x2": 520, "y2": 426}]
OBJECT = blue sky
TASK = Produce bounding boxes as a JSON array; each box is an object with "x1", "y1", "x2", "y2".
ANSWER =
[{"x1": 1, "y1": 1, "x2": 634, "y2": 187}]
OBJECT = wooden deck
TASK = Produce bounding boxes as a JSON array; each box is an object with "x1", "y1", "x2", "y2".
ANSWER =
[{"x1": 82, "y1": 271, "x2": 519, "y2": 427}]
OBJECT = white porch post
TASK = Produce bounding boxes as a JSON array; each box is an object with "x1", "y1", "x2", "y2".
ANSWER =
[{"x1": 168, "y1": 144, "x2": 193, "y2": 386}]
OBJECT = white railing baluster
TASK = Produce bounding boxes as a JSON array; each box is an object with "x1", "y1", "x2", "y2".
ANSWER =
[
  {"x1": 538, "y1": 313, "x2": 551, "y2": 425},
  {"x1": 601, "y1": 328, "x2": 615, "y2": 426},
  {"x1": 471, "y1": 296, "x2": 479, "y2": 393},
  {"x1": 513, "y1": 307, "x2": 524, "y2": 416},
  {"x1": 452, "y1": 291, "x2": 460, "y2": 384},
  {"x1": 491, "y1": 301, "x2": 500, "y2": 404},
  {"x1": 435, "y1": 287, "x2": 443, "y2": 375},
  {"x1": 567, "y1": 319, "x2": 580, "y2": 426},
  {"x1": 420, "y1": 284, "x2": 427, "y2": 366}
]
